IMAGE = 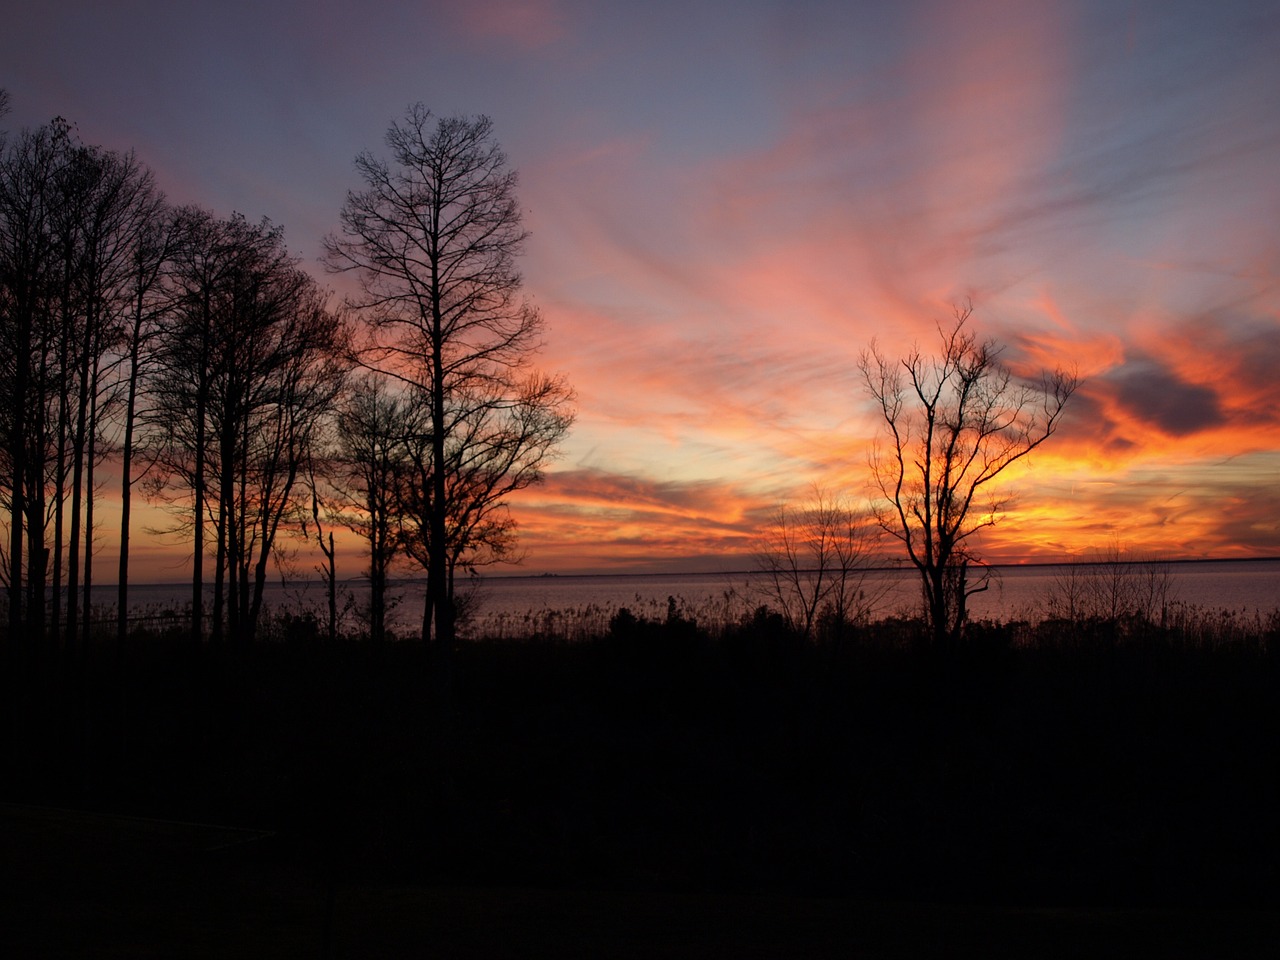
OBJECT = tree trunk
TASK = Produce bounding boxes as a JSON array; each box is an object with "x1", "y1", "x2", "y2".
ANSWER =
[
  {"x1": 428, "y1": 317, "x2": 454, "y2": 651},
  {"x1": 371, "y1": 554, "x2": 385, "y2": 644},
  {"x1": 66, "y1": 324, "x2": 91, "y2": 651},
  {"x1": 81, "y1": 358, "x2": 100, "y2": 649},
  {"x1": 24, "y1": 357, "x2": 48, "y2": 642},
  {"x1": 8, "y1": 305, "x2": 31, "y2": 640},
  {"x1": 191, "y1": 302, "x2": 209, "y2": 641},
  {"x1": 326, "y1": 532, "x2": 336, "y2": 644},
  {"x1": 117, "y1": 324, "x2": 142, "y2": 649}
]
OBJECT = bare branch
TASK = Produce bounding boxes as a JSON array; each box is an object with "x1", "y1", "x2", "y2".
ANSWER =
[
  {"x1": 859, "y1": 306, "x2": 1078, "y2": 645},
  {"x1": 325, "y1": 108, "x2": 574, "y2": 645}
]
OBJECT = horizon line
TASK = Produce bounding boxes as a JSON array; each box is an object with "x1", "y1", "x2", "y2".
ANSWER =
[{"x1": 81, "y1": 553, "x2": 1280, "y2": 589}]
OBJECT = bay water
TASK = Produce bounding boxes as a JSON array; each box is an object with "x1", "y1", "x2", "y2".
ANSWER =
[{"x1": 93, "y1": 558, "x2": 1279, "y2": 638}]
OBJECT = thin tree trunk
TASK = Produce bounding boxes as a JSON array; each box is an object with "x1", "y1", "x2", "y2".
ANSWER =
[
  {"x1": 428, "y1": 321, "x2": 453, "y2": 650},
  {"x1": 191, "y1": 310, "x2": 208, "y2": 641},
  {"x1": 81, "y1": 349, "x2": 101, "y2": 648},
  {"x1": 23, "y1": 462, "x2": 44, "y2": 642},
  {"x1": 327, "y1": 533, "x2": 336, "y2": 644},
  {"x1": 237, "y1": 406, "x2": 251, "y2": 639},
  {"x1": 248, "y1": 510, "x2": 272, "y2": 645},
  {"x1": 371, "y1": 549, "x2": 385, "y2": 644},
  {"x1": 51, "y1": 325, "x2": 69, "y2": 648},
  {"x1": 8, "y1": 313, "x2": 30, "y2": 640},
  {"x1": 117, "y1": 320, "x2": 142, "y2": 648},
  {"x1": 213, "y1": 487, "x2": 227, "y2": 644},
  {"x1": 66, "y1": 337, "x2": 90, "y2": 651},
  {"x1": 25, "y1": 351, "x2": 49, "y2": 642},
  {"x1": 7, "y1": 484, "x2": 23, "y2": 638}
]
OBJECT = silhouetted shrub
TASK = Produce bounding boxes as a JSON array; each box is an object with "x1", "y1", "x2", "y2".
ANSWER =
[{"x1": 608, "y1": 605, "x2": 641, "y2": 637}]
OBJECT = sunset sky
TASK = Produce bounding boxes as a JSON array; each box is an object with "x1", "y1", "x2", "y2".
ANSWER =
[{"x1": 4, "y1": 0, "x2": 1279, "y2": 579}]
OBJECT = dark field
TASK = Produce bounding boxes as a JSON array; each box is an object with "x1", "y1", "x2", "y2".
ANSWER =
[
  {"x1": 3, "y1": 616, "x2": 1278, "y2": 955},
  {"x1": 5, "y1": 802, "x2": 1277, "y2": 959}
]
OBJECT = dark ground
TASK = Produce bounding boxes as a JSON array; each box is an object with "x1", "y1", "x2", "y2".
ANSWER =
[
  {"x1": 4, "y1": 804, "x2": 1278, "y2": 958},
  {"x1": 3, "y1": 617, "x2": 1278, "y2": 955}
]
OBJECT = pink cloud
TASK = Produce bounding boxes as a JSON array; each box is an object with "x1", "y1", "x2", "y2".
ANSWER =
[{"x1": 451, "y1": 0, "x2": 568, "y2": 50}]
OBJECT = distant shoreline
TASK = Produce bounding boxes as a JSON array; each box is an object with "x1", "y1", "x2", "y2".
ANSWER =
[{"x1": 93, "y1": 554, "x2": 1280, "y2": 589}]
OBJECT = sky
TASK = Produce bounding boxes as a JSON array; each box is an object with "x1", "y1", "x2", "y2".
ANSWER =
[{"x1": 4, "y1": 0, "x2": 1279, "y2": 579}]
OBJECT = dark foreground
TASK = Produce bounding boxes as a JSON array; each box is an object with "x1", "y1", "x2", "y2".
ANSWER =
[
  {"x1": 4, "y1": 803, "x2": 1278, "y2": 959},
  {"x1": 3, "y1": 617, "x2": 1278, "y2": 954}
]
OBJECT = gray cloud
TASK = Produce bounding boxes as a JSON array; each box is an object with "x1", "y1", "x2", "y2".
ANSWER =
[{"x1": 1110, "y1": 359, "x2": 1224, "y2": 436}]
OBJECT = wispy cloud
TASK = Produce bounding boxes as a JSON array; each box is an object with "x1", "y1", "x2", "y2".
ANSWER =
[{"x1": 5, "y1": 0, "x2": 1278, "y2": 574}]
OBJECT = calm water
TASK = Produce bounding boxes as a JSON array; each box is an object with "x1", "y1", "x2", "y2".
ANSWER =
[
  {"x1": 468, "y1": 560, "x2": 1280, "y2": 633},
  {"x1": 97, "y1": 559, "x2": 1280, "y2": 637}
]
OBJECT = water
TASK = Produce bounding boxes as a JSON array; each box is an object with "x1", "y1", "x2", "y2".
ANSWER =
[
  {"x1": 468, "y1": 560, "x2": 1280, "y2": 634},
  {"x1": 91, "y1": 558, "x2": 1280, "y2": 637}
]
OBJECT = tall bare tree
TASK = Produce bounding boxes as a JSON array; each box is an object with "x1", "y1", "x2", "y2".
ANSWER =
[
  {"x1": 324, "y1": 105, "x2": 574, "y2": 647},
  {"x1": 0, "y1": 123, "x2": 61, "y2": 639},
  {"x1": 229, "y1": 280, "x2": 347, "y2": 641},
  {"x1": 152, "y1": 210, "x2": 348, "y2": 642},
  {"x1": 859, "y1": 306, "x2": 1077, "y2": 646},
  {"x1": 53, "y1": 143, "x2": 164, "y2": 648},
  {"x1": 0, "y1": 120, "x2": 162, "y2": 646},
  {"x1": 114, "y1": 202, "x2": 173, "y2": 645}
]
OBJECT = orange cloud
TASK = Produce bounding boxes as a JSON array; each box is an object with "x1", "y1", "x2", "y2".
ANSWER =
[{"x1": 501, "y1": 468, "x2": 770, "y2": 573}]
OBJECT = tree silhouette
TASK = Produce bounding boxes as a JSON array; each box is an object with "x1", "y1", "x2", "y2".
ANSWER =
[
  {"x1": 115, "y1": 202, "x2": 174, "y2": 646},
  {"x1": 325, "y1": 106, "x2": 573, "y2": 647},
  {"x1": 151, "y1": 210, "x2": 348, "y2": 642},
  {"x1": 859, "y1": 306, "x2": 1077, "y2": 646},
  {"x1": 0, "y1": 119, "x2": 166, "y2": 645},
  {"x1": 0, "y1": 124, "x2": 61, "y2": 639},
  {"x1": 1042, "y1": 543, "x2": 1178, "y2": 628},
  {"x1": 327, "y1": 372, "x2": 424, "y2": 643},
  {"x1": 753, "y1": 487, "x2": 886, "y2": 643},
  {"x1": 57, "y1": 143, "x2": 164, "y2": 649}
]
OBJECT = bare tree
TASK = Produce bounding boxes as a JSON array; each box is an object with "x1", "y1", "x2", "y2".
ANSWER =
[
  {"x1": 753, "y1": 487, "x2": 886, "y2": 643},
  {"x1": 0, "y1": 123, "x2": 61, "y2": 639},
  {"x1": 148, "y1": 208, "x2": 243, "y2": 639},
  {"x1": 1043, "y1": 543, "x2": 1178, "y2": 629},
  {"x1": 325, "y1": 106, "x2": 574, "y2": 647},
  {"x1": 327, "y1": 372, "x2": 423, "y2": 643},
  {"x1": 859, "y1": 306, "x2": 1077, "y2": 646},
  {"x1": 151, "y1": 210, "x2": 348, "y2": 642},
  {"x1": 0, "y1": 121, "x2": 161, "y2": 646},
  {"x1": 114, "y1": 201, "x2": 174, "y2": 646},
  {"x1": 301, "y1": 447, "x2": 340, "y2": 644},
  {"x1": 56, "y1": 143, "x2": 164, "y2": 648},
  {"x1": 397, "y1": 372, "x2": 573, "y2": 640}
]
